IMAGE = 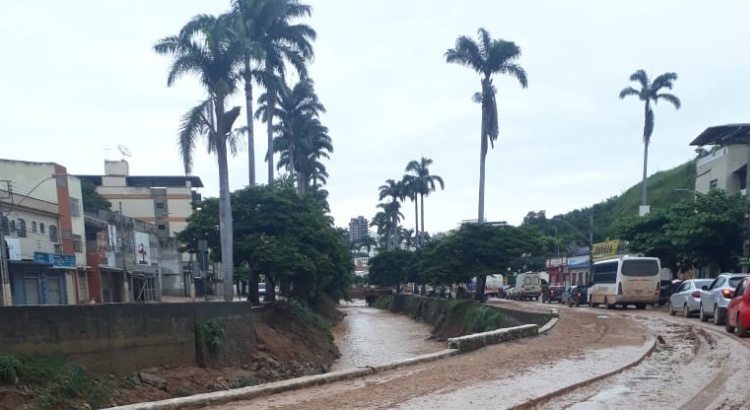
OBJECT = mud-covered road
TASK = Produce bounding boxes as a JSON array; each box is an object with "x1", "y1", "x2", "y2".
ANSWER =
[{"x1": 208, "y1": 299, "x2": 750, "y2": 409}]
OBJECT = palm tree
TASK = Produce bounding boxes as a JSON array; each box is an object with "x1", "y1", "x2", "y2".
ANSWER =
[
  {"x1": 378, "y1": 179, "x2": 406, "y2": 250},
  {"x1": 406, "y1": 157, "x2": 444, "y2": 247},
  {"x1": 269, "y1": 78, "x2": 328, "y2": 194},
  {"x1": 228, "y1": 0, "x2": 316, "y2": 186},
  {"x1": 370, "y1": 211, "x2": 392, "y2": 250},
  {"x1": 619, "y1": 70, "x2": 681, "y2": 210},
  {"x1": 376, "y1": 201, "x2": 403, "y2": 250},
  {"x1": 401, "y1": 228, "x2": 415, "y2": 250},
  {"x1": 402, "y1": 175, "x2": 419, "y2": 248},
  {"x1": 154, "y1": 14, "x2": 242, "y2": 302},
  {"x1": 445, "y1": 28, "x2": 527, "y2": 224}
]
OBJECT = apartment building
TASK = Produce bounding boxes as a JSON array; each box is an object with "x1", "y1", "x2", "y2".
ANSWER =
[
  {"x1": 77, "y1": 160, "x2": 202, "y2": 295},
  {"x1": 349, "y1": 216, "x2": 369, "y2": 243},
  {"x1": 0, "y1": 159, "x2": 86, "y2": 305},
  {"x1": 691, "y1": 124, "x2": 750, "y2": 195}
]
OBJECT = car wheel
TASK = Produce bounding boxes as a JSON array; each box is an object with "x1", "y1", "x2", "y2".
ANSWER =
[
  {"x1": 699, "y1": 304, "x2": 709, "y2": 322},
  {"x1": 635, "y1": 303, "x2": 646, "y2": 310},
  {"x1": 713, "y1": 305, "x2": 725, "y2": 326},
  {"x1": 726, "y1": 319, "x2": 736, "y2": 333},
  {"x1": 605, "y1": 297, "x2": 614, "y2": 310},
  {"x1": 668, "y1": 302, "x2": 675, "y2": 316},
  {"x1": 683, "y1": 304, "x2": 691, "y2": 318},
  {"x1": 738, "y1": 315, "x2": 749, "y2": 338}
]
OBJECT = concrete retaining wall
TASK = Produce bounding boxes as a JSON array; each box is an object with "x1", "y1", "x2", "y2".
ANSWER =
[
  {"x1": 0, "y1": 302, "x2": 260, "y2": 375},
  {"x1": 447, "y1": 324, "x2": 539, "y2": 352}
]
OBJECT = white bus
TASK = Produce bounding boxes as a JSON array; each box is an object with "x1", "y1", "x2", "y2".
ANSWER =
[{"x1": 589, "y1": 256, "x2": 661, "y2": 309}]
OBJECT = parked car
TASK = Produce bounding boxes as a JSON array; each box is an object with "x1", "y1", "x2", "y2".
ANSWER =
[
  {"x1": 565, "y1": 285, "x2": 589, "y2": 307},
  {"x1": 668, "y1": 279, "x2": 713, "y2": 317},
  {"x1": 560, "y1": 286, "x2": 577, "y2": 305},
  {"x1": 699, "y1": 273, "x2": 749, "y2": 325},
  {"x1": 546, "y1": 286, "x2": 564, "y2": 304},
  {"x1": 726, "y1": 278, "x2": 750, "y2": 337},
  {"x1": 503, "y1": 286, "x2": 517, "y2": 299},
  {"x1": 258, "y1": 282, "x2": 266, "y2": 297}
]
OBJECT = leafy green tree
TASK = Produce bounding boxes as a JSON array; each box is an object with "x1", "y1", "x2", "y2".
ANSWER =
[
  {"x1": 154, "y1": 14, "x2": 243, "y2": 301},
  {"x1": 368, "y1": 249, "x2": 418, "y2": 293},
  {"x1": 81, "y1": 179, "x2": 111, "y2": 213},
  {"x1": 405, "y1": 157, "x2": 444, "y2": 247},
  {"x1": 615, "y1": 190, "x2": 743, "y2": 273},
  {"x1": 619, "y1": 70, "x2": 681, "y2": 209},
  {"x1": 419, "y1": 222, "x2": 544, "y2": 301},
  {"x1": 445, "y1": 28, "x2": 527, "y2": 223}
]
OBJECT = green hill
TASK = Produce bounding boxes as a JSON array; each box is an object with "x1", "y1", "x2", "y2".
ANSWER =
[{"x1": 546, "y1": 159, "x2": 697, "y2": 247}]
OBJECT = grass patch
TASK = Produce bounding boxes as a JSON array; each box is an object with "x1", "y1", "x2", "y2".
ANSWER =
[
  {"x1": 1, "y1": 355, "x2": 113, "y2": 409},
  {"x1": 287, "y1": 299, "x2": 332, "y2": 338},
  {"x1": 196, "y1": 319, "x2": 227, "y2": 356},
  {"x1": 445, "y1": 300, "x2": 508, "y2": 334}
]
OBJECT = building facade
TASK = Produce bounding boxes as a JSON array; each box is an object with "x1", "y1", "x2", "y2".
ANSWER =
[
  {"x1": 77, "y1": 160, "x2": 202, "y2": 295},
  {"x1": 349, "y1": 216, "x2": 369, "y2": 243},
  {"x1": 545, "y1": 256, "x2": 567, "y2": 287},
  {"x1": 0, "y1": 159, "x2": 87, "y2": 305},
  {"x1": 694, "y1": 145, "x2": 749, "y2": 195}
]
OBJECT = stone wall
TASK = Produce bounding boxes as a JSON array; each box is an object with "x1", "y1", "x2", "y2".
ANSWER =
[{"x1": 0, "y1": 302, "x2": 259, "y2": 376}]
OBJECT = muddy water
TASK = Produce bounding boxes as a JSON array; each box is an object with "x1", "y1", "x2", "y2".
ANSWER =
[{"x1": 331, "y1": 300, "x2": 444, "y2": 370}]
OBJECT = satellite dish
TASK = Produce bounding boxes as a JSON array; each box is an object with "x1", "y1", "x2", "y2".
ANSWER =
[{"x1": 117, "y1": 145, "x2": 132, "y2": 159}]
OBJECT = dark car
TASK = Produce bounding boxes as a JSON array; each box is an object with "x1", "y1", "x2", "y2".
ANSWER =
[
  {"x1": 567, "y1": 286, "x2": 589, "y2": 307},
  {"x1": 544, "y1": 286, "x2": 565, "y2": 303}
]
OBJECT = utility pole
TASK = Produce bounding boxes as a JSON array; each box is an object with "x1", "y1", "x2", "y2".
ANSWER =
[
  {"x1": 0, "y1": 180, "x2": 12, "y2": 306},
  {"x1": 743, "y1": 134, "x2": 750, "y2": 273}
]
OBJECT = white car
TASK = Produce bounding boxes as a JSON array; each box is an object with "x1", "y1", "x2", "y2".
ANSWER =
[
  {"x1": 668, "y1": 279, "x2": 712, "y2": 317},
  {"x1": 699, "y1": 273, "x2": 749, "y2": 325}
]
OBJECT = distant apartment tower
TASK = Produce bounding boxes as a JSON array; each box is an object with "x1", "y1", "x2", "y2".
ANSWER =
[{"x1": 349, "y1": 216, "x2": 369, "y2": 242}]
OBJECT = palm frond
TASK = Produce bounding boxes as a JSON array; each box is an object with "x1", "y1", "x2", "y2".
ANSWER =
[
  {"x1": 178, "y1": 99, "x2": 214, "y2": 174},
  {"x1": 628, "y1": 69, "x2": 649, "y2": 89},
  {"x1": 445, "y1": 36, "x2": 483, "y2": 73},
  {"x1": 618, "y1": 86, "x2": 640, "y2": 99},
  {"x1": 651, "y1": 72, "x2": 678, "y2": 92},
  {"x1": 656, "y1": 93, "x2": 681, "y2": 109}
]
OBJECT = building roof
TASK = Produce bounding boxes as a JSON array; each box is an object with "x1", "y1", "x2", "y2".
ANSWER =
[
  {"x1": 690, "y1": 123, "x2": 750, "y2": 147},
  {"x1": 76, "y1": 175, "x2": 204, "y2": 188}
]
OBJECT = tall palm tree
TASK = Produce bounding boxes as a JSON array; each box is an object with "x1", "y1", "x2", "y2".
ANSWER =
[
  {"x1": 406, "y1": 157, "x2": 444, "y2": 248},
  {"x1": 402, "y1": 174, "x2": 419, "y2": 247},
  {"x1": 378, "y1": 179, "x2": 405, "y2": 250},
  {"x1": 619, "y1": 70, "x2": 681, "y2": 210},
  {"x1": 370, "y1": 211, "x2": 392, "y2": 250},
  {"x1": 376, "y1": 202, "x2": 403, "y2": 250},
  {"x1": 269, "y1": 78, "x2": 327, "y2": 194},
  {"x1": 445, "y1": 28, "x2": 527, "y2": 224},
  {"x1": 228, "y1": 0, "x2": 316, "y2": 186},
  {"x1": 154, "y1": 14, "x2": 242, "y2": 302}
]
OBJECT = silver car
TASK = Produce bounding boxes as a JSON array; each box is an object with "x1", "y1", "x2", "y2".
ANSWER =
[
  {"x1": 668, "y1": 279, "x2": 713, "y2": 317},
  {"x1": 699, "y1": 273, "x2": 749, "y2": 325}
]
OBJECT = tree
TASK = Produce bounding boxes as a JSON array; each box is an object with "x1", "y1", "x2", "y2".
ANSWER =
[
  {"x1": 228, "y1": 0, "x2": 316, "y2": 186},
  {"x1": 270, "y1": 78, "x2": 328, "y2": 194},
  {"x1": 615, "y1": 190, "x2": 743, "y2": 273},
  {"x1": 154, "y1": 13, "x2": 243, "y2": 301},
  {"x1": 368, "y1": 249, "x2": 417, "y2": 293},
  {"x1": 378, "y1": 179, "x2": 406, "y2": 249},
  {"x1": 406, "y1": 157, "x2": 444, "y2": 247},
  {"x1": 81, "y1": 179, "x2": 111, "y2": 213},
  {"x1": 445, "y1": 28, "x2": 527, "y2": 223},
  {"x1": 619, "y1": 70, "x2": 681, "y2": 210},
  {"x1": 419, "y1": 222, "x2": 543, "y2": 301}
]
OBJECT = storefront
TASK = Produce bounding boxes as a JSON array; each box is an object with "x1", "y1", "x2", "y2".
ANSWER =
[
  {"x1": 9, "y1": 259, "x2": 68, "y2": 305},
  {"x1": 567, "y1": 255, "x2": 591, "y2": 286},
  {"x1": 546, "y1": 257, "x2": 568, "y2": 287}
]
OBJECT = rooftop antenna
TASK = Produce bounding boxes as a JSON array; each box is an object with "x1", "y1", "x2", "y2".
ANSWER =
[
  {"x1": 117, "y1": 145, "x2": 132, "y2": 161},
  {"x1": 103, "y1": 148, "x2": 112, "y2": 160}
]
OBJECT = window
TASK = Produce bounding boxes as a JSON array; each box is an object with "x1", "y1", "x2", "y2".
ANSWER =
[
  {"x1": 70, "y1": 198, "x2": 81, "y2": 217},
  {"x1": 17, "y1": 219, "x2": 26, "y2": 238},
  {"x1": 709, "y1": 179, "x2": 718, "y2": 190},
  {"x1": 156, "y1": 202, "x2": 165, "y2": 209},
  {"x1": 621, "y1": 259, "x2": 659, "y2": 276},
  {"x1": 72, "y1": 235, "x2": 83, "y2": 253},
  {"x1": 710, "y1": 277, "x2": 727, "y2": 290},
  {"x1": 593, "y1": 261, "x2": 618, "y2": 284},
  {"x1": 734, "y1": 279, "x2": 747, "y2": 298},
  {"x1": 31, "y1": 221, "x2": 37, "y2": 233},
  {"x1": 54, "y1": 244, "x2": 62, "y2": 254},
  {"x1": 49, "y1": 225, "x2": 59, "y2": 243},
  {"x1": 158, "y1": 224, "x2": 166, "y2": 230},
  {"x1": 39, "y1": 223, "x2": 45, "y2": 234}
]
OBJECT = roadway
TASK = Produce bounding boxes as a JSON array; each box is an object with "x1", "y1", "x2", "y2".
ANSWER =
[{"x1": 206, "y1": 297, "x2": 750, "y2": 409}]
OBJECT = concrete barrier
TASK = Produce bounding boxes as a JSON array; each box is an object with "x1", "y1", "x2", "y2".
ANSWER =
[{"x1": 447, "y1": 324, "x2": 539, "y2": 352}]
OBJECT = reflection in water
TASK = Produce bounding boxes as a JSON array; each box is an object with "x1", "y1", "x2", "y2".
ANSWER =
[{"x1": 332, "y1": 300, "x2": 444, "y2": 370}]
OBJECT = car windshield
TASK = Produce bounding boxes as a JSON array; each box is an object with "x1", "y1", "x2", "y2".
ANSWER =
[
  {"x1": 729, "y1": 277, "x2": 748, "y2": 288},
  {"x1": 694, "y1": 279, "x2": 712, "y2": 289}
]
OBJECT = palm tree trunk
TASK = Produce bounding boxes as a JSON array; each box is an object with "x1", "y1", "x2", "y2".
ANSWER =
[
  {"x1": 244, "y1": 61, "x2": 256, "y2": 186},
  {"x1": 420, "y1": 193, "x2": 425, "y2": 246},
  {"x1": 478, "y1": 143, "x2": 487, "y2": 224},
  {"x1": 413, "y1": 196, "x2": 419, "y2": 248},
  {"x1": 217, "y1": 138, "x2": 235, "y2": 302},
  {"x1": 392, "y1": 215, "x2": 398, "y2": 250},
  {"x1": 267, "y1": 92, "x2": 276, "y2": 185},
  {"x1": 641, "y1": 139, "x2": 649, "y2": 209}
]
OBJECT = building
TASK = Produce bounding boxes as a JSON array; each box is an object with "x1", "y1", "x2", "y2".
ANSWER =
[
  {"x1": 84, "y1": 210, "x2": 181, "y2": 303},
  {"x1": 545, "y1": 256, "x2": 567, "y2": 287},
  {"x1": 349, "y1": 216, "x2": 369, "y2": 243},
  {"x1": 77, "y1": 160, "x2": 203, "y2": 295},
  {"x1": 690, "y1": 124, "x2": 750, "y2": 196},
  {"x1": 0, "y1": 159, "x2": 87, "y2": 305}
]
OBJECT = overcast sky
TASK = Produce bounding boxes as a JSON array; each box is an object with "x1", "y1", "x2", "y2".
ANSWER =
[{"x1": 2, "y1": 1, "x2": 749, "y2": 234}]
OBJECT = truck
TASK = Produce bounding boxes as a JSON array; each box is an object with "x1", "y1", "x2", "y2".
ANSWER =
[
  {"x1": 468, "y1": 275, "x2": 505, "y2": 297},
  {"x1": 513, "y1": 272, "x2": 543, "y2": 301}
]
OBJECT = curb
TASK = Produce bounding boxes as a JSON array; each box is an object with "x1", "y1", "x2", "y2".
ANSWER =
[
  {"x1": 507, "y1": 337, "x2": 658, "y2": 410},
  {"x1": 108, "y1": 312, "x2": 559, "y2": 410}
]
